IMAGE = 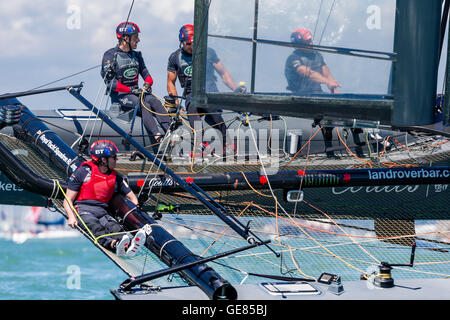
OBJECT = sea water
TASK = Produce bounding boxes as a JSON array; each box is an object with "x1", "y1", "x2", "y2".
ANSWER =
[
  {"x1": 0, "y1": 237, "x2": 125, "y2": 300},
  {"x1": 1, "y1": 219, "x2": 449, "y2": 300}
]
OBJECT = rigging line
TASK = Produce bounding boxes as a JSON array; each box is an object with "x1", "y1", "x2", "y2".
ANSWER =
[
  {"x1": 77, "y1": 74, "x2": 110, "y2": 147},
  {"x1": 151, "y1": 91, "x2": 229, "y2": 116},
  {"x1": 267, "y1": 115, "x2": 288, "y2": 156},
  {"x1": 84, "y1": 0, "x2": 136, "y2": 145},
  {"x1": 390, "y1": 266, "x2": 450, "y2": 278},
  {"x1": 87, "y1": 81, "x2": 112, "y2": 145},
  {"x1": 124, "y1": 0, "x2": 135, "y2": 24},
  {"x1": 95, "y1": 80, "x2": 116, "y2": 140},
  {"x1": 313, "y1": 0, "x2": 324, "y2": 42},
  {"x1": 29, "y1": 65, "x2": 101, "y2": 91},
  {"x1": 292, "y1": 124, "x2": 313, "y2": 217},
  {"x1": 55, "y1": 180, "x2": 141, "y2": 245},
  {"x1": 241, "y1": 179, "x2": 369, "y2": 275},
  {"x1": 287, "y1": 244, "x2": 316, "y2": 280},
  {"x1": 137, "y1": 133, "x2": 173, "y2": 203},
  {"x1": 298, "y1": 0, "x2": 324, "y2": 92},
  {"x1": 180, "y1": 116, "x2": 197, "y2": 173},
  {"x1": 335, "y1": 127, "x2": 373, "y2": 168},
  {"x1": 249, "y1": 202, "x2": 445, "y2": 243},
  {"x1": 282, "y1": 126, "x2": 323, "y2": 167},
  {"x1": 301, "y1": 199, "x2": 380, "y2": 264},
  {"x1": 200, "y1": 202, "x2": 253, "y2": 257},
  {"x1": 160, "y1": 217, "x2": 241, "y2": 240},
  {"x1": 137, "y1": 131, "x2": 173, "y2": 199},
  {"x1": 318, "y1": 0, "x2": 336, "y2": 45},
  {"x1": 244, "y1": 116, "x2": 283, "y2": 246}
]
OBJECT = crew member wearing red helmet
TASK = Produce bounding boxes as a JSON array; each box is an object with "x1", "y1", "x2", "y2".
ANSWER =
[
  {"x1": 101, "y1": 22, "x2": 171, "y2": 150},
  {"x1": 63, "y1": 140, "x2": 146, "y2": 257},
  {"x1": 285, "y1": 29, "x2": 341, "y2": 158},
  {"x1": 167, "y1": 24, "x2": 239, "y2": 156},
  {"x1": 285, "y1": 28, "x2": 341, "y2": 94}
]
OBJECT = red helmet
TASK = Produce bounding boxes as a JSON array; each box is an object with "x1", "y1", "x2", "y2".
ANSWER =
[
  {"x1": 290, "y1": 29, "x2": 313, "y2": 45},
  {"x1": 116, "y1": 22, "x2": 140, "y2": 40},
  {"x1": 179, "y1": 24, "x2": 194, "y2": 43},
  {"x1": 90, "y1": 140, "x2": 119, "y2": 162}
]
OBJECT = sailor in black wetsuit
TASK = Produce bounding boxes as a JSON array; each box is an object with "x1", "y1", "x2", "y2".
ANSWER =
[
  {"x1": 167, "y1": 24, "x2": 240, "y2": 156},
  {"x1": 285, "y1": 29, "x2": 341, "y2": 157},
  {"x1": 101, "y1": 22, "x2": 171, "y2": 149},
  {"x1": 285, "y1": 29, "x2": 341, "y2": 95}
]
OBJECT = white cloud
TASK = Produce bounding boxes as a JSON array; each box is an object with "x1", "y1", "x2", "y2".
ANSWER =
[{"x1": 0, "y1": 0, "x2": 194, "y2": 58}]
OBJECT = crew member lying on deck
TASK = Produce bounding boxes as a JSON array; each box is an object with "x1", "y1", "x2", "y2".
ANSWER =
[{"x1": 63, "y1": 140, "x2": 146, "y2": 257}]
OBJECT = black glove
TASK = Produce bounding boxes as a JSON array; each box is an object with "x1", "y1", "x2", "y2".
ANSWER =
[
  {"x1": 103, "y1": 62, "x2": 115, "y2": 80},
  {"x1": 143, "y1": 82, "x2": 152, "y2": 94},
  {"x1": 131, "y1": 88, "x2": 143, "y2": 96},
  {"x1": 234, "y1": 85, "x2": 247, "y2": 94}
]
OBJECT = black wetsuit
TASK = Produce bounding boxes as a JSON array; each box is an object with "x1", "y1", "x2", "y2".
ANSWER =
[
  {"x1": 284, "y1": 49, "x2": 326, "y2": 94},
  {"x1": 167, "y1": 47, "x2": 227, "y2": 147},
  {"x1": 285, "y1": 49, "x2": 337, "y2": 156},
  {"x1": 101, "y1": 46, "x2": 170, "y2": 144},
  {"x1": 67, "y1": 165, "x2": 132, "y2": 249}
]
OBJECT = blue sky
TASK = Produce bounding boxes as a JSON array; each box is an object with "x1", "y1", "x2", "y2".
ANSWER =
[
  {"x1": 0, "y1": 0, "x2": 195, "y2": 108},
  {"x1": 0, "y1": 0, "x2": 447, "y2": 109}
]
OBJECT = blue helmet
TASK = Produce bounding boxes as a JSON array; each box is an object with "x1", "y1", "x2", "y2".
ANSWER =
[
  {"x1": 90, "y1": 140, "x2": 118, "y2": 162},
  {"x1": 116, "y1": 21, "x2": 140, "y2": 40}
]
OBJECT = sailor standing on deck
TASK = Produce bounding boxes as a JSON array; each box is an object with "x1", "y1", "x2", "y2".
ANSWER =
[
  {"x1": 285, "y1": 28, "x2": 341, "y2": 95},
  {"x1": 63, "y1": 140, "x2": 146, "y2": 257},
  {"x1": 167, "y1": 24, "x2": 240, "y2": 156},
  {"x1": 285, "y1": 29, "x2": 341, "y2": 158},
  {"x1": 101, "y1": 22, "x2": 171, "y2": 149}
]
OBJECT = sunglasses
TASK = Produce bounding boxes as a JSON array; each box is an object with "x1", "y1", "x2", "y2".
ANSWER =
[{"x1": 109, "y1": 155, "x2": 117, "y2": 160}]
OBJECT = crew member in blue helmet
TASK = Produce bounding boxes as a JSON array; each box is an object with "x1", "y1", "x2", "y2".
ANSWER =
[
  {"x1": 285, "y1": 28, "x2": 341, "y2": 95},
  {"x1": 167, "y1": 24, "x2": 240, "y2": 156},
  {"x1": 101, "y1": 22, "x2": 171, "y2": 149},
  {"x1": 63, "y1": 140, "x2": 146, "y2": 257}
]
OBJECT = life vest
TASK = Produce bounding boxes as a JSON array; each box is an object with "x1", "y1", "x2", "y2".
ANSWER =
[
  {"x1": 75, "y1": 161, "x2": 117, "y2": 203},
  {"x1": 284, "y1": 49, "x2": 325, "y2": 94},
  {"x1": 175, "y1": 48, "x2": 193, "y2": 91},
  {"x1": 113, "y1": 49, "x2": 140, "y2": 88}
]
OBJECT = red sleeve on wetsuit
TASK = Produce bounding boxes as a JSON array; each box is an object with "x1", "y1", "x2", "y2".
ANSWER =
[
  {"x1": 144, "y1": 75, "x2": 153, "y2": 87},
  {"x1": 115, "y1": 81, "x2": 131, "y2": 93}
]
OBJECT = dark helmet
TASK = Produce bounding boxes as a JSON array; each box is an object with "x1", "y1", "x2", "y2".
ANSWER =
[
  {"x1": 116, "y1": 21, "x2": 140, "y2": 40},
  {"x1": 90, "y1": 140, "x2": 119, "y2": 162},
  {"x1": 290, "y1": 29, "x2": 313, "y2": 45},
  {"x1": 179, "y1": 24, "x2": 194, "y2": 43}
]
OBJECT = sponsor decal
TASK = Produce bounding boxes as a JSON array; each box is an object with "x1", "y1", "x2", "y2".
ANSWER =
[
  {"x1": 36, "y1": 130, "x2": 77, "y2": 171},
  {"x1": 332, "y1": 185, "x2": 420, "y2": 195},
  {"x1": 0, "y1": 172, "x2": 23, "y2": 192},
  {"x1": 0, "y1": 180, "x2": 24, "y2": 192},
  {"x1": 368, "y1": 168, "x2": 449, "y2": 180},
  {"x1": 123, "y1": 68, "x2": 138, "y2": 79},
  {"x1": 184, "y1": 66, "x2": 192, "y2": 77},
  {"x1": 148, "y1": 177, "x2": 176, "y2": 188}
]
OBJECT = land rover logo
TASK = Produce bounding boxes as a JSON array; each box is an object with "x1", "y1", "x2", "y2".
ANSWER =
[
  {"x1": 184, "y1": 66, "x2": 192, "y2": 77},
  {"x1": 124, "y1": 68, "x2": 138, "y2": 79}
]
